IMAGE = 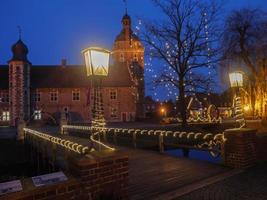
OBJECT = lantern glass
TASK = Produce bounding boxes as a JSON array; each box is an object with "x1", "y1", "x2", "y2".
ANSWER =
[
  {"x1": 83, "y1": 47, "x2": 110, "y2": 77},
  {"x1": 229, "y1": 72, "x2": 243, "y2": 87}
]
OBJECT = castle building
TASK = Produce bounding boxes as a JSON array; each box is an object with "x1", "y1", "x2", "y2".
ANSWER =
[{"x1": 0, "y1": 13, "x2": 144, "y2": 126}]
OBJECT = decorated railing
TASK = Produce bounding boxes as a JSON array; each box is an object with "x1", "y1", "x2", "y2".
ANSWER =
[
  {"x1": 24, "y1": 128, "x2": 91, "y2": 154},
  {"x1": 62, "y1": 125, "x2": 225, "y2": 157},
  {"x1": 162, "y1": 117, "x2": 222, "y2": 124}
]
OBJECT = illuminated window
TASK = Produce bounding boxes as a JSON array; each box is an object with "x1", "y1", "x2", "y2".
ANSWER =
[
  {"x1": 2, "y1": 111, "x2": 10, "y2": 121},
  {"x1": 110, "y1": 90, "x2": 117, "y2": 100},
  {"x1": 72, "y1": 90, "x2": 80, "y2": 101},
  {"x1": 0, "y1": 93, "x2": 9, "y2": 103},
  {"x1": 50, "y1": 92, "x2": 58, "y2": 102},
  {"x1": 33, "y1": 92, "x2": 41, "y2": 102},
  {"x1": 110, "y1": 106, "x2": 118, "y2": 119},
  {"x1": 34, "y1": 110, "x2": 42, "y2": 120},
  {"x1": 133, "y1": 54, "x2": 138, "y2": 61},
  {"x1": 120, "y1": 53, "x2": 125, "y2": 62}
]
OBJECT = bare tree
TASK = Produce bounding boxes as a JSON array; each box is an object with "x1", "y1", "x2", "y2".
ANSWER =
[
  {"x1": 222, "y1": 8, "x2": 267, "y2": 116},
  {"x1": 142, "y1": 0, "x2": 221, "y2": 126}
]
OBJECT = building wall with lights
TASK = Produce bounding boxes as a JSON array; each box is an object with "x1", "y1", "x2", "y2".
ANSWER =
[{"x1": 0, "y1": 14, "x2": 144, "y2": 126}]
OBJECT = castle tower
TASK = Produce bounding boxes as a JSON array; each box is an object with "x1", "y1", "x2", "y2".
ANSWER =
[
  {"x1": 8, "y1": 39, "x2": 31, "y2": 126},
  {"x1": 112, "y1": 13, "x2": 145, "y2": 119},
  {"x1": 112, "y1": 14, "x2": 144, "y2": 67}
]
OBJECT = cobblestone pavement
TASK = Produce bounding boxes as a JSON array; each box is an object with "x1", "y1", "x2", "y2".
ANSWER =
[{"x1": 177, "y1": 163, "x2": 267, "y2": 200}]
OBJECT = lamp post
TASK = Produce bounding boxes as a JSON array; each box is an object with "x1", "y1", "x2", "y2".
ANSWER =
[
  {"x1": 229, "y1": 71, "x2": 246, "y2": 128},
  {"x1": 82, "y1": 47, "x2": 111, "y2": 128}
]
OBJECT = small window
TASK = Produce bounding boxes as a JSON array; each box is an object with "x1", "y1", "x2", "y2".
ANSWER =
[
  {"x1": 34, "y1": 110, "x2": 42, "y2": 120},
  {"x1": 72, "y1": 90, "x2": 80, "y2": 101},
  {"x1": 0, "y1": 93, "x2": 9, "y2": 103},
  {"x1": 50, "y1": 92, "x2": 58, "y2": 102},
  {"x1": 33, "y1": 92, "x2": 41, "y2": 102},
  {"x1": 2, "y1": 111, "x2": 10, "y2": 121},
  {"x1": 110, "y1": 90, "x2": 117, "y2": 100},
  {"x1": 110, "y1": 106, "x2": 118, "y2": 119}
]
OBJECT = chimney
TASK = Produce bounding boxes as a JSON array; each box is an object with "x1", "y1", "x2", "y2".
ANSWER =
[{"x1": 61, "y1": 58, "x2": 67, "y2": 68}]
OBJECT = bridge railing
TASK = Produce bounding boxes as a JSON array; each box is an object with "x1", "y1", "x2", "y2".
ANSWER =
[
  {"x1": 61, "y1": 125, "x2": 225, "y2": 157},
  {"x1": 24, "y1": 128, "x2": 91, "y2": 154}
]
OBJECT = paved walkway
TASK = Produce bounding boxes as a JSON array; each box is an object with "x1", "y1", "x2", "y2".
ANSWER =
[{"x1": 177, "y1": 163, "x2": 267, "y2": 200}]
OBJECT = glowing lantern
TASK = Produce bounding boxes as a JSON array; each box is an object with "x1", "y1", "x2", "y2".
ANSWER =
[
  {"x1": 229, "y1": 71, "x2": 243, "y2": 88},
  {"x1": 82, "y1": 47, "x2": 111, "y2": 77}
]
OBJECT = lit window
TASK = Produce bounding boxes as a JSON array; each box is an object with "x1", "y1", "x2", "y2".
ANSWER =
[
  {"x1": 110, "y1": 106, "x2": 118, "y2": 119},
  {"x1": 110, "y1": 90, "x2": 117, "y2": 100},
  {"x1": 50, "y1": 92, "x2": 58, "y2": 102},
  {"x1": 72, "y1": 90, "x2": 80, "y2": 101},
  {"x1": 33, "y1": 92, "x2": 41, "y2": 102},
  {"x1": 34, "y1": 110, "x2": 42, "y2": 120},
  {"x1": 133, "y1": 54, "x2": 138, "y2": 61},
  {"x1": 2, "y1": 111, "x2": 10, "y2": 121},
  {"x1": 120, "y1": 53, "x2": 125, "y2": 62}
]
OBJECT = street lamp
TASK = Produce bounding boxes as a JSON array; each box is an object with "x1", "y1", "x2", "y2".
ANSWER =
[
  {"x1": 229, "y1": 71, "x2": 245, "y2": 128},
  {"x1": 82, "y1": 47, "x2": 111, "y2": 128},
  {"x1": 229, "y1": 71, "x2": 243, "y2": 88}
]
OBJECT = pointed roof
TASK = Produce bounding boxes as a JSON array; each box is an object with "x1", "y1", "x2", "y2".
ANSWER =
[{"x1": 10, "y1": 39, "x2": 29, "y2": 62}]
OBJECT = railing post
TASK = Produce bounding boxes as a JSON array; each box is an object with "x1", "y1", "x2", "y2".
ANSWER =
[
  {"x1": 103, "y1": 130, "x2": 107, "y2": 142},
  {"x1": 159, "y1": 134, "x2": 164, "y2": 153},
  {"x1": 133, "y1": 132, "x2": 137, "y2": 148},
  {"x1": 113, "y1": 131, "x2": 117, "y2": 145}
]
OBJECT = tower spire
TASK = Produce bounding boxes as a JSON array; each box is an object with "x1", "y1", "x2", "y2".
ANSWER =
[
  {"x1": 123, "y1": 0, "x2": 128, "y2": 14},
  {"x1": 17, "y1": 26, "x2": 22, "y2": 40}
]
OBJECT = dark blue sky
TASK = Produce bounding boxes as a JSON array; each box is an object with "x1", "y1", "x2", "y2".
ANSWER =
[
  {"x1": 1, "y1": 0, "x2": 266, "y2": 65},
  {"x1": 0, "y1": 0, "x2": 266, "y2": 99}
]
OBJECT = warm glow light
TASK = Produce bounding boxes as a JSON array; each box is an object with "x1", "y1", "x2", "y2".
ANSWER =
[
  {"x1": 82, "y1": 47, "x2": 111, "y2": 76},
  {"x1": 244, "y1": 105, "x2": 250, "y2": 112},
  {"x1": 229, "y1": 71, "x2": 243, "y2": 87},
  {"x1": 160, "y1": 108, "x2": 165, "y2": 113}
]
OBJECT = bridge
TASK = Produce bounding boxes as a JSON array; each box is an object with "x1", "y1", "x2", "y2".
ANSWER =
[{"x1": 15, "y1": 124, "x2": 238, "y2": 200}]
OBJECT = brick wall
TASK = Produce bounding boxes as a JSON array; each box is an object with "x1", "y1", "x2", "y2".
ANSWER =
[
  {"x1": 0, "y1": 177, "x2": 81, "y2": 200},
  {"x1": 31, "y1": 87, "x2": 135, "y2": 123},
  {"x1": 256, "y1": 135, "x2": 267, "y2": 161},
  {"x1": 69, "y1": 151, "x2": 129, "y2": 200},
  {"x1": 0, "y1": 151, "x2": 129, "y2": 200},
  {"x1": 222, "y1": 128, "x2": 257, "y2": 168}
]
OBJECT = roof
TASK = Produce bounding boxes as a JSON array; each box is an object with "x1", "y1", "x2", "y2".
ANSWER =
[
  {"x1": 115, "y1": 29, "x2": 140, "y2": 42},
  {"x1": 0, "y1": 63, "x2": 133, "y2": 89}
]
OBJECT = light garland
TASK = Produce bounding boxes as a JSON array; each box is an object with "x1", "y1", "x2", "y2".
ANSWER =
[
  {"x1": 24, "y1": 128, "x2": 91, "y2": 154},
  {"x1": 62, "y1": 125, "x2": 224, "y2": 157}
]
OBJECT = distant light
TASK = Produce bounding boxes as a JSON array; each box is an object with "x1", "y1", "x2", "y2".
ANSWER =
[{"x1": 244, "y1": 105, "x2": 250, "y2": 112}]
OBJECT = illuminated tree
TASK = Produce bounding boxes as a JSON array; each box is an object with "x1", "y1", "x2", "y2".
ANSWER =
[{"x1": 142, "y1": 0, "x2": 221, "y2": 126}]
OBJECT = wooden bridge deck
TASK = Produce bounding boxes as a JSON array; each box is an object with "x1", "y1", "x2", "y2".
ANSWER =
[
  {"x1": 125, "y1": 148, "x2": 228, "y2": 200},
  {"x1": 32, "y1": 127, "x2": 230, "y2": 200}
]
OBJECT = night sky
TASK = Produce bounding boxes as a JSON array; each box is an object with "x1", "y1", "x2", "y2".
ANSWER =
[{"x1": 0, "y1": 0, "x2": 267, "y2": 98}]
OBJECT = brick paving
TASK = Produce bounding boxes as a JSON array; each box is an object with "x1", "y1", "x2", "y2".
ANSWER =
[{"x1": 178, "y1": 163, "x2": 267, "y2": 200}]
